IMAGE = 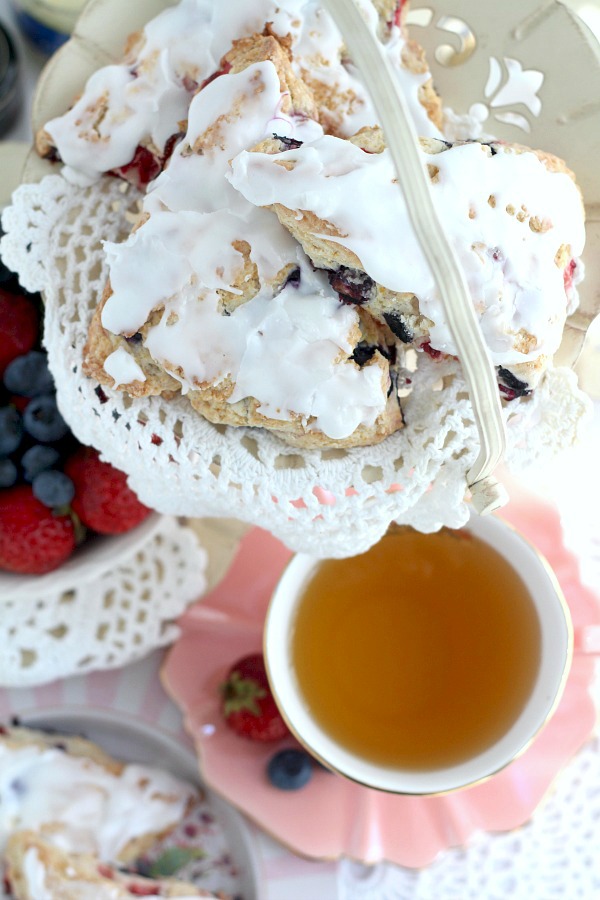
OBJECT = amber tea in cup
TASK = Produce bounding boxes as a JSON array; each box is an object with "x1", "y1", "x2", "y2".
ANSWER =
[{"x1": 264, "y1": 514, "x2": 572, "y2": 794}]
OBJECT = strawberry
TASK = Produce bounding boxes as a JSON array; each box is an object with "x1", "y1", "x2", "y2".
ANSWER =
[
  {"x1": 0, "y1": 289, "x2": 39, "y2": 378},
  {"x1": 220, "y1": 653, "x2": 290, "y2": 742},
  {"x1": 0, "y1": 485, "x2": 76, "y2": 574},
  {"x1": 64, "y1": 447, "x2": 151, "y2": 535}
]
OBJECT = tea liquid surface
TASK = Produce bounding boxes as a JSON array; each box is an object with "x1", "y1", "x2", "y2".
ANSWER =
[{"x1": 291, "y1": 527, "x2": 542, "y2": 770}]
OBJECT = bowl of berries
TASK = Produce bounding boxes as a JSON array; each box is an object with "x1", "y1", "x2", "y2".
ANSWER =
[
  {"x1": 0, "y1": 252, "x2": 156, "y2": 581},
  {"x1": 0, "y1": 249, "x2": 210, "y2": 686}
]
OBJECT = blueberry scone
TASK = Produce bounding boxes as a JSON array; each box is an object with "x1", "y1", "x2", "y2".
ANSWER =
[
  {"x1": 229, "y1": 125, "x2": 586, "y2": 397},
  {"x1": 5, "y1": 831, "x2": 224, "y2": 900},
  {"x1": 35, "y1": 0, "x2": 215, "y2": 188},
  {"x1": 82, "y1": 27, "x2": 321, "y2": 404},
  {"x1": 83, "y1": 32, "x2": 404, "y2": 448},
  {"x1": 0, "y1": 725, "x2": 196, "y2": 864},
  {"x1": 36, "y1": 0, "x2": 441, "y2": 187}
]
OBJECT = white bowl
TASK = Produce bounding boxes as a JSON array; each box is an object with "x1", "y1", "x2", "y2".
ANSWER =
[{"x1": 0, "y1": 511, "x2": 162, "y2": 598}]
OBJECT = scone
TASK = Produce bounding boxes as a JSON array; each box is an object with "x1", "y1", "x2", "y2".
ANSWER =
[
  {"x1": 83, "y1": 33, "x2": 404, "y2": 448},
  {"x1": 82, "y1": 26, "x2": 321, "y2": 401},
  {"x1": 229, "y1": 125, "x2": 586, "y2": 396},
  {"x1": 0, "y1": 725, "x2": 196, "y2": 864},
  {"x1": 36, "y1": 0, "x2": 441, "y2": 186},
  {"x1": 36, "y1": 0, "x2": 216, "y2": 188},
  {"x1": 5, "y1": 831, "x2": 224, "y2": 900}
]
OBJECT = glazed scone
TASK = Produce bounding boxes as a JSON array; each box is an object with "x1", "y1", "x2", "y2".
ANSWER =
[
  {"x1": 82, "y1": 27, "x2": 320, "y2": 401},
  {"x1": 84, "y1": 33, "x2": 404, "y2": 448},
  {"x1": 5, "y1": 832, "x2": 224, "y2": 900},
  {"x1": 0, "y1": 725, "x2": 196, "y2": 864},
  {"x1": 282, "y1": 0, "x2": 442, "y2": 138},
  {"x1": 36, "y1": 0, "x2": 442, "y2": 188},
  {"x1": 229, "y1": 125, "x2": 586, "y2": 395},
  {"x1": 35, "y1": 0, "x2": 216, "y2": 188}
]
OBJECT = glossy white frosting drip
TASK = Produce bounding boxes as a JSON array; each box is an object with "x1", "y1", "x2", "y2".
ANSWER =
[
  {"x1": 145, "y1": 61, "x2": 323, "y2": 217},
  {"x1": 44, "y1": 0, "x2": 439, "y2": 186},
  {"x1": 103, "y1": 346, "x2": 146, "y2": 387},
  {"x1": 104, "y1": 208, "x2": 387, "y2": 436},
  {"x1": 44, "y1": 0, "x2": 216, "y2": 185},
  {"x1": 0, "y1": 743, "x2": 195, "y2": 862},
  {"x1": 229, "y1": 136, "x2": 586, "y2": 363},
  {"x1": 102, "y1": 60, "x2": 389, "y2": 438},
  {"x1": 22, "y1": 849, "x2": 54, "y2": 900}
]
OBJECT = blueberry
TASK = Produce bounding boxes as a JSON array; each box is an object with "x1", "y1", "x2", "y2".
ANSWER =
[
  {"x1": 284, "y1": 267, "x2": 301, "y2": 288},
  {"x1": 383, "y1": 312, "x2": 414, "y2": 344},
  {"x1": 23, "y1": 395, "x2": 69, "y2": 442},
  {"x1": 0, "y1": 458, "x2": 17, "y2": 488},
  {"x1": 273, "y1": 134, "x2": 303, "y2": 150},
  {"x1": 267, "y1": 749, "x2": 313, "y2": 791},
  {"x1": 497, "y1": 366, "x2": 530, "y2": 397},
  {"x1": 4, "y1": 350, "x2": 54, "y2": 397},
  {"x1": 351, "y1": 342, "x2": 377, "y2": 367},
  {"x1": 0, "y1": 257, "x2": 15, "y2": 283},
  {"x1": 329, "y1": 267, "x2": 374, "y2": 305},
  {"x1": 21, "y1": 444, "x2": 61, "y2": 481},
  {"x1": 32, "y1": 470, "x2": 75, "y2": 509},
  {"x1": 0, "y1": 406, "x2": 23, "y2": 455}
]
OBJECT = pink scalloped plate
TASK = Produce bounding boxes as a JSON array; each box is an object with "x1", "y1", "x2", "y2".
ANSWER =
[{"x1": 161, "y1": 492, "x2": 600, "y2": 867}]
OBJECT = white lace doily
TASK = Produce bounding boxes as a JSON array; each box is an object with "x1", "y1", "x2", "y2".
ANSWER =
[
  {"x1": 0, "y1": 516, "x2": 207, "y2": 687},
  {"x1": 337, "y1": 734, "x2": 600, "y2": 899},
  {"x1": 0, "y1": 174, "x2": 592, "y2": 557}
]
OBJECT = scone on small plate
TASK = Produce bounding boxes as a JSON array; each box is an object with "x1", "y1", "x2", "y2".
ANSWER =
[
  {"x1": 5, "y1": 831, "x2": 224, "y2": 899},
  {"x1": 0, "y1": 725, "x2": 196, "y2": 864}
]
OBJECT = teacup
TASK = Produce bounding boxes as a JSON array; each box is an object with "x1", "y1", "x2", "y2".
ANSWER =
[{"x1": 264, "y1": 513, "x2": 573, "y2": 794}]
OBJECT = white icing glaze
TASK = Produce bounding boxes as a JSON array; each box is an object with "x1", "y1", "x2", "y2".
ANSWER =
[
  {"x1": 103, "y1": 346, "x2": 146, "y2": 386},
  {"x1": 144, "y1": 61, "x2": 321, "y2": 216},
  {"x1": 104, "y1": 209, "x2": 387, "y2": 436},
  {"x1": 45, "y1": 0, "x2": 216, "y2": 185},
  {"x1": 0, "y1": 743, "x2": 195, "y2": 862},
  {"x1": 22, "y1": 848, "x2": 53, "y2": 900},
  {"x1": 102, "y1": 59, "x2": 390, "y2": 439},
  {"x1": 229, "y1": 136, "x2": 586, "y2": 363},
  {"x1": 45, "y1": 0, "x2": 439, "y2": 185}
]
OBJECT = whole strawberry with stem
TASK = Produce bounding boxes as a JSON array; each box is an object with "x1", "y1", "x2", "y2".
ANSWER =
[
  {"x1": 0, "y1": 485, "x2": 76, "y2": 574},
  {"x1": 221, "y1": 653, "x2": 290, "y2": 742},
  {"x1": 64, "y1": 447, "x2": 151, "y2": 535}
]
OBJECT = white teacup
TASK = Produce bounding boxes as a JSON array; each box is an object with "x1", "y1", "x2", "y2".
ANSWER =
[{"x1": 264, "y1": 514, "x2": 573, "y2": 795}]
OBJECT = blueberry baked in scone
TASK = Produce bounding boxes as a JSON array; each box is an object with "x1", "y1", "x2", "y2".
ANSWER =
[
  {"x1": 229, "y1": 125, "x2": 585, "y2": 397},
  {"x1": 35, "y1": 0, "x2": 441, "y2": 187},
  {"x1": 0, "y1": 725, "x2": 196, "y2": 864},
  {"x1": 5, "y1": 831, "x2": 224, "y2": 900},
  {"x1": 82, "y1": 31, "x2": 404, "y2": 449}
]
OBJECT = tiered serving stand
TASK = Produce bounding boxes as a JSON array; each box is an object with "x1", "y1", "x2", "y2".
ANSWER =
[{"x1": 0, "y1": 0, "x2": 599, "y2": 896}]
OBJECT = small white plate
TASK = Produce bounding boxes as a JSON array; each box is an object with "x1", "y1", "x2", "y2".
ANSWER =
[{"x1": 17, "y1": 706, "x2": 264, "y2": 900}]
